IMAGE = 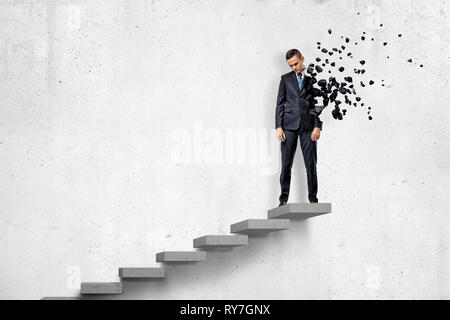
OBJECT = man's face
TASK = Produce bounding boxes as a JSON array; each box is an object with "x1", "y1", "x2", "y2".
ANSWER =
[{"x1": 287, "y1": 55, "x2": 306, "y2": 74}]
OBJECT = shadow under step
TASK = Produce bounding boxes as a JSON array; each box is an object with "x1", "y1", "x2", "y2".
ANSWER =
[
  {"x1": 193, "y1": 235, "x2": 248, "y2": 249},
  {"x1": 80, "y1": 282, "x2": 123, "y2": 295},
  {"x1": 230, "y1": 219, "x2": 290, "y2": 235},
  {"x1": 156, "y1": 251, "x2": 206, "y2": 262},
  {"x1": 268, "y1": 203, "x2": 332, "y2": 219},
  {"x1": 119, "y1": 267, "x2": 165, "y2": 279}
]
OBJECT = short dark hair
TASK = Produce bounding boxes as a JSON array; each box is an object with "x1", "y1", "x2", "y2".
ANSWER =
[{"x1": 286, "y1": 49, "x2": 302, "y2": 60}]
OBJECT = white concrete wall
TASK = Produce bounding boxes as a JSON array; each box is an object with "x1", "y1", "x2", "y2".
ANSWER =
[{"x1": 1, "y1": 0, "x2": 449, "y2": 299}]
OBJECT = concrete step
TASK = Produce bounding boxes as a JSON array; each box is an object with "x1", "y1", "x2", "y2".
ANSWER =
[
  {"x1": 268, "y1": 202, "x2": 332, "y2": 219},
  {"x1": 119, "y1": 267, "x2": 165, "y2": 278},
  {"x1": 156, "y1": 251, "x2": 206, "y2": 262},
  {"x1": 230, "y1": 219, "x2": 290, "y2": 235},
  {"x1": 80, "y1": 282, "x2": 123, "y2": 295},
  {"x1": 193, "y1": 235, "x2": 248, "y2": 248},
  {"x1": 41, "y1": 297, "x2": 81, "y2": 300}
]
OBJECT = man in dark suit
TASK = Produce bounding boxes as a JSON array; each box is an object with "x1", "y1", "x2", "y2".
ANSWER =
[{"x1": 275, "y1": 49, "x2": 323, "y2": 207}]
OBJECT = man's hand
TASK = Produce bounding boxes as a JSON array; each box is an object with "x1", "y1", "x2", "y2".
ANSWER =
[
  {"x1": 276, "y1": 127, "x2": 286, "y2": 142},
  {"x1": 311, "y1": 127, "x2": 321, "y2": 141}
]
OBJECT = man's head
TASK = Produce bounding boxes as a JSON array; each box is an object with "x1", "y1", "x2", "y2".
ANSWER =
[{"x1": 286, "y1": 49, "x2": 305, "y2": 74}]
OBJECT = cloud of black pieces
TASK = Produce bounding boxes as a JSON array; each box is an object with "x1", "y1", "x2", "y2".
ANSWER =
[{"x1": 307, "y1": 25, "x2": 423, "y2": 122}]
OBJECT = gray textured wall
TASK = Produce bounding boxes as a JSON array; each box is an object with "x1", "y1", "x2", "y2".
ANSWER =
[{"x1": 1, "y1": 0, "x2": 449, "y2": 299}]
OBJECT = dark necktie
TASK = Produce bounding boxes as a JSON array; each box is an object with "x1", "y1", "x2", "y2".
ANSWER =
[{"x1": 297, "y1": 73, "x2": 303, "y2": 91}]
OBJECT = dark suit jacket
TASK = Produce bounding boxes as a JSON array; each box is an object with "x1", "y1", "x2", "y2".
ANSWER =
[{"x1": 275, "y1": 71, "x2": 323, "y2": 131}]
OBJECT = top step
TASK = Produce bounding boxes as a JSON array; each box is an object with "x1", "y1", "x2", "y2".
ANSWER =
[{"x1": 268, "y1": 203, "x2": 332, "y2": 219}]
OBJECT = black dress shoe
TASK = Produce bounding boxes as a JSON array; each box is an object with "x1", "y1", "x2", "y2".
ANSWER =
[
  {"x1": 278, "y1": 201, "x2": 287, "y2": 207},
  {"x1": 309, "y1": 200, "x2": 318, "y2": 203}
]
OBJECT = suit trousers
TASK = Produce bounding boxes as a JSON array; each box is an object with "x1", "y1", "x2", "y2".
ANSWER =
[{"x1": 279, "y1": 126, "x2": 318, "y2": 203}]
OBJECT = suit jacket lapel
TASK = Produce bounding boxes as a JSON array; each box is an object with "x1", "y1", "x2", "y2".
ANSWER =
[
  {"x1": 292, "y1": 71, "x2": 308, "y2": 95},
  {"x1": 299, "y1": 74, "x2": 308, "y2": 95},
  {"x1": 291, "y1": 72, "x2": 300, "y2": 92}
]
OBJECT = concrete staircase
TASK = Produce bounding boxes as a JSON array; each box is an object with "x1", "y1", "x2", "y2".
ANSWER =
[{"x1": 41, "y1": 202, "x2": 332, "y2": 299}]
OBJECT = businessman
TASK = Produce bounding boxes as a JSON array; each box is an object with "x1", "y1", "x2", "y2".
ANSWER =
[{"x1": 275, "y1": 49, "x2": 323, "y2": 207}]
